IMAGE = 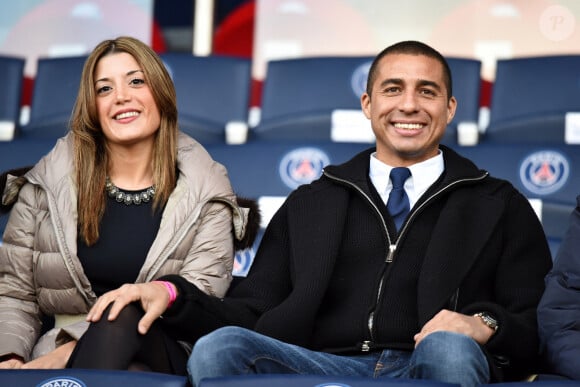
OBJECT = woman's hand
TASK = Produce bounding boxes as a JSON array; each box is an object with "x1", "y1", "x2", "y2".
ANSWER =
[
  {"x1": 19, "y1": 341, "x2": 76, "y2": 369},
  {"x1": 86, "y1": 281, "x2": 176, "y2": 334},
  {"x1": 0, "y1": 355, "x2": 25, "y2": 369}
]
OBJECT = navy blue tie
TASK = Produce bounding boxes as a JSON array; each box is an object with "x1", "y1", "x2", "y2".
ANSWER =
[{"x1": 386, "y1": 167, "x2": 411, "y2": 231}]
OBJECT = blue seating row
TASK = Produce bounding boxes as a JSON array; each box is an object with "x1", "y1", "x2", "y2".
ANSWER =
[
  {"x1": 3, "y1": 53, "x2": 580, "y2": 145},
  {"x1": 0, "y1": 139, "x2": 576, "y2": 260},
  {"x1": 0, "y1": 369, "x2": 578, "y2": 386}
]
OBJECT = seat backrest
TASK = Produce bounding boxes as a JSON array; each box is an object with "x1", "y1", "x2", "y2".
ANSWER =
[
  {"x1": 252, "y1": 56, "x2": 373, "y2": 141},
  {"x1": 485, "y1": 55, "x2": 580, "y2": 143},
  {"x1": 452, "y1": 143, "x2": 580, "y2": 258},
  {"x1": 445, "y1": 57, "x2": 482, "y2": 143},
  {"x1": 0, "y1": 369, "x2": 188, "y2": 387},
  {"x1": 199, "y1": 374, "x2": 459, "y2": 387},
  {"x1": 0, "y1": 55, "x2": 25, "y2": 128},
  {"x1": 161, "y1": 53, "x2": 252, "y2": 144},
  {"x1": 22, "y1": 55, "x2": 87, "y2": 139},
  {"x1": 206, "y1": 140, "x2": 371, "y2": 275}
]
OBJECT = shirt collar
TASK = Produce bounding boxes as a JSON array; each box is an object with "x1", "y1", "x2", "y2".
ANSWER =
[{"x1": 369, "y1": 150, "x2": 444, "y2": 208}]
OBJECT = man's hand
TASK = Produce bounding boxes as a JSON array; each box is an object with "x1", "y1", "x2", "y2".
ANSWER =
[
  {"x1": 414, "y1": 309, "x2": 495, "y2": 348},
  {"x1": 86, "y1": 281, "x2": 176, "y2": 335}
]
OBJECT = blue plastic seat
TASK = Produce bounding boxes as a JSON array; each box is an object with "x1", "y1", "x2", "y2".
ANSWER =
[
  {"x1": 484, "y1": 55, "x2": 580, "y2": 144},
  {"x1": 452, "y1": 142, "x2": 580, "y2": 258},
  {"x1": 160, "y1": 53, "x2": 252, "y2": 144},
  {"x1": 445, "y1": 57, "x2": 482, "y2": 144},
  {"x1": 0, "y1": 55, "x2": 26, "y2": 134},
  {"x1": 199, "y1": 374, "x2": 459, "y2": 387},
  {"x1": 251, "y1": 56, "x2": 374, "y2": 142},
  {"x1": 21, "y1": 55, "x2": 87, "y2": 139},
  {"x1": 0, "y1": 369, "x2": 189, "y2": 387}
]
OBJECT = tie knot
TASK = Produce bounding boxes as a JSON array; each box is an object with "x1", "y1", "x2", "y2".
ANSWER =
[{"x1": 389, "y1": 167, "x2": 411, "y2": 189}]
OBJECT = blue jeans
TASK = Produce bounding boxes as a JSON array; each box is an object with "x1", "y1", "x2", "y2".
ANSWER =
[{"x1": 187, "y1": 326, "x2": 490, "y2": 387}]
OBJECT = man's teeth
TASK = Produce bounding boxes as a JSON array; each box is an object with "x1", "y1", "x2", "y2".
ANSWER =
[
  {"x1": 115, "y1": 111, "x2": 139, "y2": 120},
  {"x1": 394, "y1": 123, "x2": 423, "y2": 129}
]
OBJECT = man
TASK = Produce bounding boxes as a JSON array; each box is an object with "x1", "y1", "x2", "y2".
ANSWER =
[
  {"x1": 90, "y1": 41, "x2": 552, "y2": 386},
  {"x1": 537, "y1": 195, "x2": 580, "y2": 380}
]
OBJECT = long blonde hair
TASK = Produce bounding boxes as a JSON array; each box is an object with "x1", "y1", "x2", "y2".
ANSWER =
[{"x1": 71, "y1": 36, "x2": 178, "y2": 245}]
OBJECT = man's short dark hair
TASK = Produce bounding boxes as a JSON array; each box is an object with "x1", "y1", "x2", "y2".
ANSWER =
[{"x1": 366, "y1": 40, "x2": 453, "y2": 100}]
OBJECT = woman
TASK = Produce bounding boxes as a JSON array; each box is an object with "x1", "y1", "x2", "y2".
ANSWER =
[{"x1": 0, "y1": 36, "x2": 257, "y2": 375}]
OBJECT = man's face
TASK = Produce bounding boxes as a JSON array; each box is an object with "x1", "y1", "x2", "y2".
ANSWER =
[{"x1": 361, "y1": 53, "x2": 456, "y2": 166}]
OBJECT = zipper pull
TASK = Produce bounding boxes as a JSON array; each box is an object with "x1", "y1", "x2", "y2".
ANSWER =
[
  {"x1": 386, "y1": 244, "x2": 396, "y2": 263},
  {"x1": 361, "y1": 341, "x2": 371, "y2": 352}
]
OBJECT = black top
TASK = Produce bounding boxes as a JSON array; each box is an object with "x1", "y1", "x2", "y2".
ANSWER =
[{"x1": 78, "y1": 189, "x2": 163, "y2": 296}]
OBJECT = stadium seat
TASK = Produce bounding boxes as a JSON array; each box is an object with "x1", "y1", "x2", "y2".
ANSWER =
[
  {"x1": 445, "y1": 57, "x2": 482, "y2": 144},
  {"x1": 205, "y1": 140, "x2": 371, "y2": 275},
  {"x1": 251, "y1": 56, "x2": 374, "y2": 142},
  {"x1": 0, "y1": 369, "x2": 189, "y2": 387},
  {"x1": 160, "y1": 53, "x2": 252, "y2": 144},
  {"x1": 484, "y1": 55, "x2": 580, "y2": 144},
  {"x1": 251, "y1": 56, "x2": 481, "y2": 145},
  {"x1": 452, "y1": 143, "x2": 580, "y2": 258},
  {"x1": 198, "y1": 374, "x2": 459, "y2": 387},
  {"x1": 21, "y1": 55, "x2": 87, "y2": 139},
  {"x1": 0, "y1": 55, "x2": 26, "y2": 139}
]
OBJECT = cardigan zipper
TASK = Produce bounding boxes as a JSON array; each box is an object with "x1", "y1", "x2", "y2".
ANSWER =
[{"x1": 323, "y1": 169, "x2": 488, "y2": 351}]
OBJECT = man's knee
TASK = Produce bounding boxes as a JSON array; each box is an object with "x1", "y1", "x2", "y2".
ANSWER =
[
  {"x1": 191, "y1": 327, "x2": 251, "y2": 365},
  {"x1": 414, "y1": 331, "x2": 486, "y2": 367}
]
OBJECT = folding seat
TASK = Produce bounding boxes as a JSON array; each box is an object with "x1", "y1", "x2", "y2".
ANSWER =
[
  {"x1": 205, "y1": 139, "x2": 371, "y2": 275},
  {"x1": 160, "y1": 53, "x2": 252, "y2": 144},
  {"x1": 0, "y1": 369, "x2": 188, "y2": 387},
  {"x1": 445, "y1": 57, "x2": 482, "y2": 145},
  {"x1": 252, "y1": 56, "x2": 482, "y2": 145},
  {"x1": 455, "y1": 142, "x2": 580, "y2": 258},
  {"x1": 21, "y1": 55, "x2": 87, "y2": 139},
  {"x1": 0, "y1": 55, "x2": 26, "y2": 140},
  {"x1": 199, "y1": 374, "x2": 460, "y2": 386},
  {"x1": 484, "y1": 55, "x2": 580, "y2": 144},
  {"x1": 251, "y1": 56, "x2": 375, "y2": 142}
]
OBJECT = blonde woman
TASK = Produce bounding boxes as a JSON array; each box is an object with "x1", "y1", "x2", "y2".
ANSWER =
[{"x1": 0, "y1": 36, "x2": 256, "y2": 375}]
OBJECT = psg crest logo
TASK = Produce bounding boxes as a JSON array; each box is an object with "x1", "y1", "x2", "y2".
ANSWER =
[
  {"x1": 350, "y1": 60, "x2": 372, "y2": 98},
  {"x1": 38, "y1": 377, "x2": 86, "y2": 387},
  {"x1": 519, "y1": 150, "x2": 569, "y2": 196},
  {"x1": 279, "y1": 147, "x2": 330, "y2": 189}
]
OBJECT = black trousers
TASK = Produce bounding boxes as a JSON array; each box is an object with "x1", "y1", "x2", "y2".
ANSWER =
[{"x1": 67, "y1": 302, "x2": 188, "y2": 375}]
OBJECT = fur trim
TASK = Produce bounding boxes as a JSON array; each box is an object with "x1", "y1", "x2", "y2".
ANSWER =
[
  {"x1": 234, "y1": 196, "x2": 261, "y2": 251},
  {"x1": 1, "y1": 166, "x2": 32, "y2": 214}
]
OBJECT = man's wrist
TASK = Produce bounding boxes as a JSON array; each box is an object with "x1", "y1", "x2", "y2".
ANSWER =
[{"x1": 473, "y1": 312, "x2": 499, "y2": 332}]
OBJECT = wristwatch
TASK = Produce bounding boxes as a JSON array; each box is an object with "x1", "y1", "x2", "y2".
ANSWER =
[{"x1": 474, "y1": 312, "x2": 499, "y2": 332}]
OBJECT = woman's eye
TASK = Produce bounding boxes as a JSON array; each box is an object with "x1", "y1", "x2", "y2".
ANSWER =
[
  {"x1": 96, "y1": 85, "x2": 111, "y2": 94},
  {"x1": 130, "y1": 78, "x2": 145, "y2": 86}
]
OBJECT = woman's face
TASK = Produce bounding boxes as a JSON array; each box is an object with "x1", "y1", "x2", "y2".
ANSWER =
[{"x1": 94, "y1": 52, "x2": 161, "y2": 147}]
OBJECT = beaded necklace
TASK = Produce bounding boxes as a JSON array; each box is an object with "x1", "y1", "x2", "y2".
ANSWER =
[{"x1": 105, "y1": 177, "x2": 156, "y2": 206}]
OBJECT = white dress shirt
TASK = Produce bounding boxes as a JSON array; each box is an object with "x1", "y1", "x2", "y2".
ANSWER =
[{"x1": 369, "y1": 150, "x2": 445, "y2": 210}]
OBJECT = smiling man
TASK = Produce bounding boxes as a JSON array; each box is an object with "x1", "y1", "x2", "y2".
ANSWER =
[{"x1": 113, "y1": 41, "x2": 553, "y2": 387}]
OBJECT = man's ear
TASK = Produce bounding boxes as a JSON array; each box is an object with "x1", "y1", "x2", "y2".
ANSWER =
[
  {"x1": 447, "y1": 96, "x2": 457, "y2": 124},
  {"x1": 361, "y1": 92, "x2": 371, "y2": 119}
]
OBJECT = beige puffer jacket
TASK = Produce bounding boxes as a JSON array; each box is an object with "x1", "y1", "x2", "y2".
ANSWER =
[{"x1": 0, "y1": 132, "x2": 248, "y2": 361}]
